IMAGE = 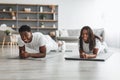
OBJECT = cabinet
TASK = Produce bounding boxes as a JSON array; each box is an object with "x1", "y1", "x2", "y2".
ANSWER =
[{"x1": 0, "y1": 3, "x2": 58, "y2": 34}]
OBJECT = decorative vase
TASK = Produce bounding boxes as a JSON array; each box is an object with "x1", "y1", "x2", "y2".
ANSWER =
[
  {"x1": 40, "y1": 6, "x2": 43, "y2": 12},
  {"x1": 9, "y1": 8, "x2": 12, "y2": 11}
]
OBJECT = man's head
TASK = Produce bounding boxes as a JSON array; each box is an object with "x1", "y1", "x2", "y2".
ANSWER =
[{"x1": 19, "y1": 25, "x2": 32, "y2": 43}]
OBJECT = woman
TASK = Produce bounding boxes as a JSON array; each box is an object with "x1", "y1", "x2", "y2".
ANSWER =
[{"x1": 79, "y1": 26, "x2": 102, "y2": 59}]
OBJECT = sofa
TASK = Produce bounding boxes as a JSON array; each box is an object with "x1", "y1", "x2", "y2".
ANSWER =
[{"x1": 56, "y1": 28, "x2": 105, "y2": 43}]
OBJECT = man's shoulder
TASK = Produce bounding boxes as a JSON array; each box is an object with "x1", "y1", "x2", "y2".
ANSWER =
[
  {"x1": 33, "y1": 32, "x2": 44, "y2": 36},
  {"x1": 32, "y1": 32, "x2": 45, "y2": 39},
  {"x1": 33, "y1": 32, "x2": 43, "y2": 35}
]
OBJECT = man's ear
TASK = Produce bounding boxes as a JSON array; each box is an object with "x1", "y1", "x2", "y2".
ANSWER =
[{"x1": 30, "y1": 32, "x2": 32, "y2": 36}]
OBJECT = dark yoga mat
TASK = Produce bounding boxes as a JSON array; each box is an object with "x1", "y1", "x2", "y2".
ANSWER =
[{"x1": 65, "y1": 52, "x2": 113, "y2": 61}]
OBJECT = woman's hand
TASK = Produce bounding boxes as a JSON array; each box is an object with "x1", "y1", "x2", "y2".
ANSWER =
[
  {"x1": 84, "y1": 53, "x2": 89, "y2": 59},
  {"x1": 80, "y1": 52, "x2": 85, "y2": 58},
  {"x1": 80, "y1": 53, "x2": 89, "y2": 59}
]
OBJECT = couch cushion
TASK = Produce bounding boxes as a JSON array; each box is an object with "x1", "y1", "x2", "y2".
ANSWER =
[
  {"x1": 59, "y1": 29, "x2": 68, "y2": 37},
  {"x1": 67, "y1": 29, "x2": 80, "y2": 37},
  {"x1": 93, "y1": 28, "x2": 104, "y2": 40},
  {"x1": 56, "y1": 28, "x2": 104, "y2": 42},
  {"x1": 57, "y1": 36, "x2": 78, "y2": 40},
  {"x1": 57, "y1": 36, "x2": 79, "y2": 42}
]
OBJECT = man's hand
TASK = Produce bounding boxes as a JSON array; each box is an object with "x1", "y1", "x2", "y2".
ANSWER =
[{"x1": 20, "y1": 51, "x2": 30, "y2": 59}]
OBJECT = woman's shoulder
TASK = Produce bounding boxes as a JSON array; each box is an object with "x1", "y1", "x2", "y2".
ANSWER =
[{"x1": 95, "y1": 38, "x2": 101, "y2": 43}]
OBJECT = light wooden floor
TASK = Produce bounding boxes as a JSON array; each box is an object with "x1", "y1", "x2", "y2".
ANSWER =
[{"x1": 0, "y1": 44, "x2": 120, "y2": 80}]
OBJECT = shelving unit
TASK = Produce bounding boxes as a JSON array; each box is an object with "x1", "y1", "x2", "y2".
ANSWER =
[{"x1": 0, "y1": 3, "x2": 58, "y2": 34}]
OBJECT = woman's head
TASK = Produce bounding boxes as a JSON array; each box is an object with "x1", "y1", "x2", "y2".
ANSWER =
[
  {"x1": 19, "y1": 25, "x2": 32, "y2": 43},
  {"x1": 79, "y1": 26, "x2": 95, "y2": 51},
  {"x1": 80, "y1": 26, "x2": 94, "y2": 42}
]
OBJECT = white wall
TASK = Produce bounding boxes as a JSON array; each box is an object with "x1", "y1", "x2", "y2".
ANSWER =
[
  {"x1": 0, "y1": 0, "x2": 97, "y2": 29},
  {"x1": 0, "y1": 0, "x2": 120, "y2": 48},
  {"x1": 96, "y1": 0, "x2": 120, "y2": 48}
]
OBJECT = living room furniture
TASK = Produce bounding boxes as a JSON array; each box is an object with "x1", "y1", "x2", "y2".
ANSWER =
[
  {"x1": 0, "y1": 24, "x2": 18, "y2": 46},
  {"x1": 2, "y1": 33, "x2": 19, "y2": 48},
  {"x1": 56, "y1": 28, "x2": 104, "y2": 43},
  {"x1": 0, "y1": 3, "x2": 58, "y2": 34},
  {"x1": 0, "y1": 3, "x2": 58, "y2": 45}
]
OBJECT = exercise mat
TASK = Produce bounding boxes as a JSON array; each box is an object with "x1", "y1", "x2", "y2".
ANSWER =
[{"x1": 65, "y1": 52, "x2": 113, "y2": 61}]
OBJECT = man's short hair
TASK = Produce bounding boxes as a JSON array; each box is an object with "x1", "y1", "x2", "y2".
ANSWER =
[{"x1": 19, "y1": 25, "x2": 31, "y2": 33}]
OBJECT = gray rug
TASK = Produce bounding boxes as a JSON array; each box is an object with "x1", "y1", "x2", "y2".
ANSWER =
[{"x1": 6, "y1": 51, "x2": 63, "y2": 61}]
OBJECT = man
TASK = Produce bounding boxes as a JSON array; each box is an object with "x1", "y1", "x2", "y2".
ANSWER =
[{"x1": 18, "y1": 25, "x2": 63, "y2": 59}]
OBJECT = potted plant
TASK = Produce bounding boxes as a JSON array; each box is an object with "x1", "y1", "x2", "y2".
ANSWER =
[
  {"x1": 40, "y1": 22, "x2": 44, "y2": 28},
  {"x1": 39, "y1": 14, "x2": 46, "y2": 20},
  {"x1": 4, "y1": 30, "x2": 11, "y2": 36}
]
